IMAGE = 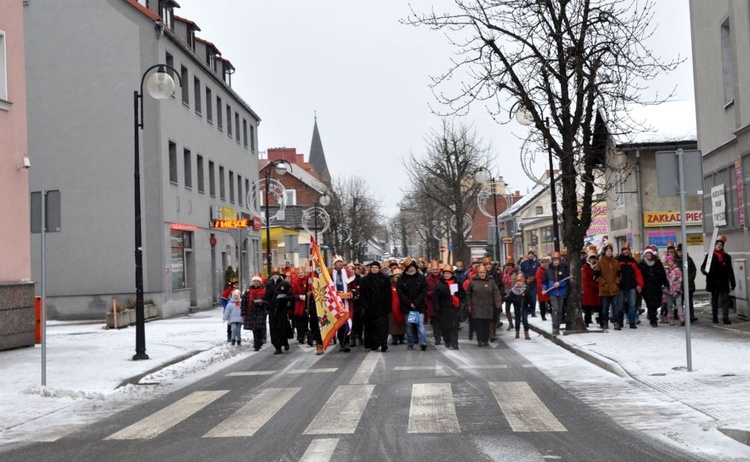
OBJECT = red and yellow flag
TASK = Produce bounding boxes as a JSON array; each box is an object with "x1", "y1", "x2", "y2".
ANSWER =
[{"x1": 309, "y1": 237, "x2": 349, "y2": 350}]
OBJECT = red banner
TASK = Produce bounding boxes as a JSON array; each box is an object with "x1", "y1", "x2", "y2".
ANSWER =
[{"x1": 309, "y1": 237, "x2": 349, "y2": 350}]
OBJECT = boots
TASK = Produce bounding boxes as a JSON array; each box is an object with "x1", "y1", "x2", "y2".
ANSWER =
[
  {"x1": 679, "y1": 313, "x2": 685, "y2": 326},
  {"x1": 515, "y1": 330, "x2": 520, "y2": 339},
  {"x1": 524, "y1": 330, "x2": 531, "y2": 340},
  {"x1": 506, "y1": 312, "x2": 514, "y2": 331},
  {"x1": 316, "y1": 344, "x2": 324, "y2": 355},
  {"x1": 668, "y1": 314, "x2": 675, "y2": 326}
]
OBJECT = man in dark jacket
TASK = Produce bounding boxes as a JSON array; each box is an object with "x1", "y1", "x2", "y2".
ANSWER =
[
  {"x1": 701, "y1": 235, "x2": 736, "y2": 324},
  {"x1": 358, "y1": 261, "x2": 392, "y2": 352},
  {"x1": 617, "y1": 242, "x2": 644, "y2": 329},
  {"x1": 520, "y1": 250, "x2": 541, "y2": 317},
  {"x1": 397, "y1": 258, "x2": 428, "y2": 350},
  {"x1": 676, "y1": 243, "x2": 698, "y2": 322}
]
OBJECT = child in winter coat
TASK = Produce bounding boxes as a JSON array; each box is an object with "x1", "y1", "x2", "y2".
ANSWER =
[
  {"x1": 663, "y1": 255, "x2": 683, "y2": 325},
  {"x1": 223, "y1": 289, "x2": 244, "y2": 346},
  {"x1": 507, "y1": 274, "x2": 529, "y2": 340}
]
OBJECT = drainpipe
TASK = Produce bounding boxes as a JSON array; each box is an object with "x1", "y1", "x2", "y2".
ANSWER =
[{"x1": 636, "y1": 150, "x2": 645, "y2": 250}]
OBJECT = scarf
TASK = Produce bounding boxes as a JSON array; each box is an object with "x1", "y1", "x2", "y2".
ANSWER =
[
  {"x1": 714, "y1": 250, "x2": 725, "y2": 265},
  {"x1": 444, "y1": 277, "x2": 460, "y2": 308}
]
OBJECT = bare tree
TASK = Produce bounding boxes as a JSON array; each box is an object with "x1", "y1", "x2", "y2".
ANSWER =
[
  {"x1": 326, "y1": 175, "x2": 384, "y2": 262},
  {"x1": 405, "y1": 0, "x2": 680, "y2": 331},
  {"x1": 403, "y1": 119, "x2": 492, "y2": 263}
]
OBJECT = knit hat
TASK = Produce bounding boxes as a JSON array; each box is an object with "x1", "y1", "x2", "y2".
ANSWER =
[
  {"x1": 332, "y1": 255, "x2": 344, "y2": 264},
  {"x1": 643, "y1": 245, "x2": 657, "y2": 256},
  {"x1": 664, "y1": 255, "x2": 675, "y2": 264},
  {"x1": 251, "y1": 274, "x2": 263, "y2": 283}
]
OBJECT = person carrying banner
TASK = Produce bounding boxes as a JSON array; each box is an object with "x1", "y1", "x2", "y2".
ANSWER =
[{"x1": 330, "y1": 256, "x2": 356, "y2": 352}]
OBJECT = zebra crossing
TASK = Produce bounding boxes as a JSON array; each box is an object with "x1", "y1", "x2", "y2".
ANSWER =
[{"x1": 103, "y1": 367, "x2": 566, "y2": 443}]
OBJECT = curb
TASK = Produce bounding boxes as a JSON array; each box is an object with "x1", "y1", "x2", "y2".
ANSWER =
[
  {"x1": 718, "y1": 426, "x2": 750, "y2": 446},
  {"x1": 116, "y1": 350, "x2": 205, "y2": 388}
]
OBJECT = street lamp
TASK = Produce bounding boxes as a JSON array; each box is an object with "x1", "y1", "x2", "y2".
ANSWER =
[
  {"x1": 474, "y1": 167, "x2": 502, "y2": 262},
  {"x1": 133, "y1": 64, "x2": 180, "y2": 360},
  {"x1": 264, "y1": 160, "x2": 291, "y2": 276},
  {"x1": 515, "y1": 106, "x2": 561, "y2": 252},
  {"x1": 314, "y1": 191, "x2": 331, "y2": 244}
]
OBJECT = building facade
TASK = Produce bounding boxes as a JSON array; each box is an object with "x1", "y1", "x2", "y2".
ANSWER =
[
  {"x1": 0, "y1": 0, "x2": 34, "y2": 349},
  {"x1": 25, "y1": 0, "x2": 262, "y2": 319},
  {"x1": 690, "y1": 0, "x2": 749, "y2": 316}
]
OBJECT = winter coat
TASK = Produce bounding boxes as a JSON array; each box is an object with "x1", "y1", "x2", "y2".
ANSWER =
[
  {"x1": 425, "y1": 272, "x2": 441, "y2": 317},
  {"x1": 242, "y1": 286, "x2": 267, "y2": 330},
  {"x1": 675, "y1": 255, "x2": 697, "y2": 293},
  {"x1": 581, "y1": 263, "x2": 601, "y2": 307},
  {"x1": 617, "y1": 255, "x2": 643, "y2": 290},
  {"x1": 397, "y1": 269, "x2": 428, "y2": 314},
  {"x1": 595, "y1": 255, "x2": 621, "y2": 297},
  {"x1": 466, "y1": 273, "x2": 504, "y2": 320},
  {"x1": 639, "y1": 258, "x2": 668, "y2": 309},
  {"x1": 535, "y1": 266, "x2": 550, "y2": 303},
  {"x1": 359, "y1": 272, "x2": 392, "y2": 320},
  {"x1": 665, "y1": 265, "x2": 683, "y2": 296},
  {"x1": 454, "y1": 268, "x2": 468, "y2": 287},
  {"x1": 223, "y1": 299, "x2": 244, "y2": 324},
  {"x1": 434, "y1": 277, "x2": 462, "y2": 330},
  {"x1": 701, "y1": 250, "x2": 736, "y2": 293},
  {"x1": 520, "y1": 258, "x2": 540, "y2": 288},
  {"x1": 543, "y1": 263, "x2": 570, "y2": 298}
]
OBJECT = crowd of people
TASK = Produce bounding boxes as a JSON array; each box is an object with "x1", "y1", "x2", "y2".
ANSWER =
[{"x1": 218, "y1": 234, "x2": 737, "y2": 354}]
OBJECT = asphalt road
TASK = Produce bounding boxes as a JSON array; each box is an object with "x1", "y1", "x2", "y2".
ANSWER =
[{"x1": 1, "y1": 335, "x2": 705, "y2": 462}]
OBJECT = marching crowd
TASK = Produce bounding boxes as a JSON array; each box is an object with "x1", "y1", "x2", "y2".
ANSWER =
[{"x1": 218, "y1": 234, "x2": 737, "y2": 355}]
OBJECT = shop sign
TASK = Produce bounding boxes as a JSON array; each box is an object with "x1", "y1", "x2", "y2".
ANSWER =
[{"x1": 643, "y1": 211, "x2": 702, "y2": 228}]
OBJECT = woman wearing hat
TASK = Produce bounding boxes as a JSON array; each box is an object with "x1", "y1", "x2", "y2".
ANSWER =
[
  {"x1": 594, "y1": 243, "x2": 621, "y2": 329},
  {"x1": 388, "y1": 269, "x2": 406, "y2": 345},
  {"x1": 501, "y1": 257, "x2": 517, "y2": 331},
  {"x1": 467, "y1": 264, "x2": 505, "y2": 347},
  {"x1": 582, "y1": 248, "x2": 601, "y2": 327},
  {"x1": 358, "y1": 261, "x2": 392, "y2": 352},
  {"x1": 639, "y1": 246, "x2": 669, "y2": 327},
  {"x1": 701, "y1": 235, "x2": 736, "y2": 324},
  {"x1": 242, "y1": 275, "x2": 267, "y2": 351},
  {"x1": 434, "y1": 264, "x2": 462, "y2": 349}
]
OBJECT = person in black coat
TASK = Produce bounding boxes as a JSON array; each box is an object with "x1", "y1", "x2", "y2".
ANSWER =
[
  {"x1": 638, "y1": 248, "x2": 668, "y2": 327},
  {"x1": 701, "y1": 235, "x2": 736, "y2": 324},
  {"x1": 434, "y1": 264, "x2": 462, "y2": 350},
  {"x1": 675, "y1": 243, "x2": 698, "y2": 322},
  {"x1": 397, "y1": 258, "x2": 428, "y2": 350},
  {"x1": 358, "y1": 261, "x2": 392, "y2": 352},
  {"x1": 264, "y1": 267, "x2": 292, "y2": 354}
]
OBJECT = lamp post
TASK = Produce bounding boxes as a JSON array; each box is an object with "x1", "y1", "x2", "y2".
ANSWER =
[
  {"x1": 133, "y1": 64, "x2": 180, "y2": 360},
  {"x1": 515, "y1": 107, "x2": 560, "y2": 252},
  {"x1": 474, "y1": 167, "x2": 502, "y2": 262},
  {"x1": 314, "y1": 191, "x2": 331, "y2": 244},
  {"x1": 264, "y1": 160, "x2": 291, "y2": 276}
]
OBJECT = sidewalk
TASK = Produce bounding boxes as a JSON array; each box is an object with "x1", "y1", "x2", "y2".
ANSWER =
[{"x1": 526, "y1": 292, "x2": 750, "y2": 447}]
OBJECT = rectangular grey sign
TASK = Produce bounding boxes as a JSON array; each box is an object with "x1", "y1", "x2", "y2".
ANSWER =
[{"x1": 655, "y1": 150, "x2": 703, "y2": 197}]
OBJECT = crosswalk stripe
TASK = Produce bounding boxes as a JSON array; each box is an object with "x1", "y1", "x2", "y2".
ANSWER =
[
  {"x1": 458, "y1": 365, "x2": 508, "y2": 370},
  {"x1": 408, "y1": 383, "x2": 461, "y2": 433},
  {"x1": 393, "y1": 366, "x2": 443, "y2": 371},
  {"x1": 349, "y1": 351, "x2": 380, "y2": 384},
  {"x1": 299, "y1": 438, "x2": 339, "y2": 462},
  {"x1": 303, "y1": 384, "x2": 375, "y2": 435},
  {"x1": 522, "y1": 364, "x2": 536, "y2": 368},
  {"x1": 105, "y1": 390, "x2": 228, "y2": 440},
  {"x1": 287, "y1": 368, "x2": 338, "y2": 374},
  {"x1": 204, "y1": 387, "x2": 300, "y2": 438},
  {"x1": 489, "y1": 382, "x2": 566, "y2": 432},
  {"x1": 226, "y1": 370, "x2": 277, "y2": 376}
]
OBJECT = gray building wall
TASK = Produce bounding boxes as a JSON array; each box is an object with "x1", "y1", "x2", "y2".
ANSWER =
[
  {"x1": 25, "y1": 0, "x2": 261, "y2": 319},
  {"x1": 690, "y1": 0, "x2": 750, "y2": 317}
]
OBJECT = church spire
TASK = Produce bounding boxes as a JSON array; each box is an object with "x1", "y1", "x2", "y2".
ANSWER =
[{"x1": 308, "y1": 114, "x2": 331, "y2": 184}]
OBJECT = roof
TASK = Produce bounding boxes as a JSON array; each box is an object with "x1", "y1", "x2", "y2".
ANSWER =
[
  {"x1": 499, "y1": 180, "x2": 550, "y2": 220},
  {"x1": 195, "y1": 37, "x2": 221, "y2": 54},
  {"x1": 613, "y1": 100, "x2": 697, "y2": 146},
  {"x1": 259, "y1": 161, "x2": 328, "y2": 194},
  {"x1": 308, "y1": 118, "x2": 331, "y2": 183},
  {"x1": 123, "y1": 0, "x2": 160, "y2": 21},
  {"x1": 174, "y1": 15, "x2": 201, "y2": 31}
]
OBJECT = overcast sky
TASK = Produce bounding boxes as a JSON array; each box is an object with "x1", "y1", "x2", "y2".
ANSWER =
[{"x1": 175, "y1": 0, "x2": 694, "y2": 217}]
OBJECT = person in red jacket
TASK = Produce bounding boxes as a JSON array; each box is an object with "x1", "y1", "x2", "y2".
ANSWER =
[
  {"x1": 501, "y1": 257, "x2": 517, "y2": 330},
  {"x1": 582, "y1": 247, "x2": 601, "y2": 327},
  {"x1": 535, "y1": 256, "x2": 551, "y2": 321},
  {"x1": 425, "y1": 260, "x2": 443, "y2": 345}
]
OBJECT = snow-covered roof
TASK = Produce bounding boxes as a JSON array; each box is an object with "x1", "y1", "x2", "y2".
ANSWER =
[
  {"x1": 499, "y1": 180, "x2": 549, "y2": 220},
  {"x1": 614, "y1": 100, "x2": 696, "y2": 146}
]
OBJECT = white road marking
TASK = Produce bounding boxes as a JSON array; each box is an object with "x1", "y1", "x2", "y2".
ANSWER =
[
  {"x1": 304, "y1": 384, "x2": 375, "y2": 435},
  {"x1": 458, "y1": 365, "x2": 508, "y2": 370},
  {"x1": 393, "y1": 366, "x2": 445, "y2": 371},
  {"x1": 106, "y1": 390, "x2": 228, "y2": 440},
  {"x1": 299, "y1": 438, "x2": 340, "y2": 462},
  {"x1": 522, "y1": 364, "x2": 536, "y2": 368},
  {"x1": 408, "y1": 383, "x2": 461, "y2": 433},
  {"x1": 226, "y1": 370, "x2": 276, "y2": 376},
  {"x1": 287, "y1": 368, "x2": 338, "y2": 374},
  {"x1": 204, "y1": 387, "x2": 300, "y2": 437},
  {"x1": 489, "y1": 382, "x2": 566, "y2": 432},
  {"x1": 349, "y1": 351, "x2": 381, "y2": 384}
]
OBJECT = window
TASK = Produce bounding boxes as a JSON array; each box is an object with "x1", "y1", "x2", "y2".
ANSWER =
[
  {"x1": 535, "y1": 206, "x2": 543, "y2": 215},
  {"x1": 183, "y1": 148, "x2": 192, "y2": 189},
  {"x1": 0, "y1": 30, "x2": 7, "y2": 106},
  {"x1": 160, "y1": 1, "x2": 174, "y2": 29},
  {"x1": 168, "y1": 141, "x2": 178, "y2": 184},
  {"x1": 245, "y1": 179, "x2": 250, "y2": 208},
  {"x1": 285, "y1": 189, "x2": 297, "y2": 206},
  {"x1": 229, "y1": 171, "x2": 235, "y2": 203},
  {"x1": 226, "y1": 105, "x2": 232, "y2": 137},
  {"x1": 209, "y1": 161, "x2": 216, "y2": 197},
  {"x1": 217, "y1": 96, "x2": 223, "y2": 130},
  {"x1": 170, "y1": 230, "x2": 191, "y2": 289},
  {"x1": 235, "y1": 112, "x2": 240, "y2": 143},
  {"x1": 180, "y1": 66, "x2": 189, "y2": 106},
  {"x1": 193, "y1": 77, "x2": 201, "y2": 114},
  {"x1": 197, "y1": 155, "x2": 204, "y2": 193},
  {"x1": 238, "y1": 175, "x2": 243, "y2": 206},
  {"x1": 219, "y1": 166, "x2": 225, "y2": 200},
  {"x1": 614, "y1": 169, "x2": 625, "y2": 207},
  {"x1": 165, "y1": 51, "x2": 175, "y2": 95},
  {"x1": 205, "y1": 87, "x2": 213, "y2": 122},
  {"x1": 249, "y1": 125, "x2": 256, "y2": 152},
  {"x1": 187, "y1": 30, "x2": 195, "y2": 50},
  {"x1": 721, "y1": 19, "x2": 735, "y2": 105},
  {"x1": 242, "y1": 119, "x2": 248, "y2": 148}
]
